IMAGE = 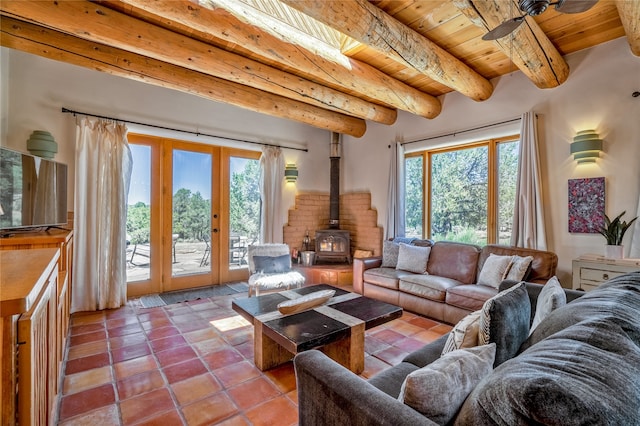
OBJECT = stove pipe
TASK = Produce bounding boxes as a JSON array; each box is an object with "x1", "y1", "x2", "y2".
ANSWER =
[{"x1": 329, "y1": 132, "x2": 342, "y2": 229}]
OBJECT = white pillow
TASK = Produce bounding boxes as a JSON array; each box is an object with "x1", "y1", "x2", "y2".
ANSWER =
[
  {"x1": 398, "y1": 344, "x2": 496, "y2": 425},
  {"x1": 396, "y1": 243, "x2": 431, "y2": 274},
  {"x1": 477, "y1": 254, "x2": 514, "y2": 288},
  {"x1": 505, "y1": 255, "x2": 534, "y2": 281},
  {"x1": 441, "y1": 310, "x2": 481, "y2": 355},
  {"x1": 529, "y1": 276, "x2": 567, "y2": 335}
]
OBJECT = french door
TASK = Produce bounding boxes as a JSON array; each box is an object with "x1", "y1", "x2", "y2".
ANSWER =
[{"x1": 125, "y1": 134, "x2": 258, "y2": 297}]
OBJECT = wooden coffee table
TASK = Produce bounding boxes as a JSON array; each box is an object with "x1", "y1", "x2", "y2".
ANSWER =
[{"x1": 232, "y1": 284, "x2": 402, "y2": 374}]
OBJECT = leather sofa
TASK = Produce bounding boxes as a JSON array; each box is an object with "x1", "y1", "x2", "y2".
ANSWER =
[{"x1": 353, "y1": 240, "x2": 558, "y2": 324}]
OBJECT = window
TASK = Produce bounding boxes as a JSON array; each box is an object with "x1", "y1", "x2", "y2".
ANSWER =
[{"x1": 404, "y1": 136, "x2": 519, "y2": 246}]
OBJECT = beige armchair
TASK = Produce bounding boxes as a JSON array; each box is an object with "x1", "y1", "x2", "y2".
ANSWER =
[{"x1": 247, "y1": 243, "x2": 305, "y2": 297}]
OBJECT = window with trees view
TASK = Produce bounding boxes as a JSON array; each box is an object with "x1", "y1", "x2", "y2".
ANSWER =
[{"x1": 405, "y1": 136, "x2": 519, "y2": 246}]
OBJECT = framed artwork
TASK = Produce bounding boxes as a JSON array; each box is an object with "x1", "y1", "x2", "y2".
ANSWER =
[{"x1": 568, "y1": 177, "x2": 605, "y2": 233}]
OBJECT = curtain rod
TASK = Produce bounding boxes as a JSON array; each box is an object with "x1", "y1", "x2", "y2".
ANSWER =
[
  {"x1": 61, "y1": 107, "x2": 308, "y2": 152},
  {"x1": 401, "y1": 116, "x2": 524, "y2": 146}
]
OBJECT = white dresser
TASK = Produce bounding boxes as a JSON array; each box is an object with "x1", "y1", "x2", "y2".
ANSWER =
[{"x1": 572, "y1": 254, "x2": 640, "y2": 291}]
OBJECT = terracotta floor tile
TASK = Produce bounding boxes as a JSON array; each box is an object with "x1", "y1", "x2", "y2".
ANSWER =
[
  {"x1": 70, "y1": 312, "x2": 105, "y2": 326},
  {"x1": 165, "y1": 306, "x2": 193, "y2": 317},
  {"x1": 111, "y1": 342, "x2": 152, "y2": 363},
  {"x1": 106, "y1": 316, "x2": 140, "y2": 329},
  {"x1": 244, "y1": 395, "x2": 297, "y2": 426},
  {"x1": 395, "y1": 336, "x2": 430, "y2": 353},
  {"x1": 63, "y1": 366, "x2": 113, "y2": 395},
  {"x1": 263, "y1": 362, "x2": 296, "y2": 394},
  {"x1": 140, "y1": 317, "x2": 172, "y2": 330},
  {"x1": 227, "y1": 377, "x2": 280, "y2": 411},
  {"x1": 213, "y1": 415, "x2": 251, "y2": 426},
  {"x1": 174, "y1": 319, "x2": 214, "y2": 333},
  {"x1": 234, "y1": 341, "x2": 254, "y2": 360},
  {"x1": 67, "y1": 340, "x2": 109, "y2": 361},
  {"x1": 130, "y1": 409, "x2": 183, "y2": 426},
  {"x1": 181, "y1": 392, "x2": 239, "y2": 425},
  {"x1": 69, "y1": 330, "x2": 108, "y2": 346},
  {"x1": 58, "y1": 383, "x2": 116, "y2": 421},
  {"x1": 183, "y1": 328, "x2": 222, "y2": 344},
  {"x1": 70, "y1": 323, "x2": 106, "y2": 336},
  {"x1": 119, "y1": 387, "x2": 174, "y2": 425},
  {"x1": 413, "y1": 329, "x2": 449, "y2": 344},
  {"x1": 361, "y1": 354, "x2": 393, "y2": 379},
  {"x1": 65, "y1": 352, "x2": 111, "y2": 375},
  {"x1": 431, "y1": 323, "x2": 453, "y2": 334},
  {"x1": 116, "y1": 369, "x2": 166, "y2": 400},
  {"x1": 114, "y1": 355, "x2": 158, "y2": 381},
  {"x1": 146, "y1": 325, "x2": 180, "y2": 340},
  {"x1": 106, "y1": 307, "x2": 136, "y2": 319},
  {"x1": 191, "y1": 336, "x2": 227, "y2": 356},
  {"x1": 171, "y1": 373, "x2": 223, "y2": 406},
  {"x1": 373, "y1": 345, "x2": 409, "y2": 365},
  {"x1": 57, "y1": 404, "x2": 119, "y2": 426},
  {"x1": 390, "y1": 321, "x2": 429, "y2": 337},
  {"x1": 149, "y1": 334, "x2": 188, "y2": 352},
  {"x1": 156, "y1": 345, "x2": 197, "y2": 368},
  {"x1": 408, "y1": 316, "x2": 440, "y2": 329},
  {"x1": 170, "y1": 313, "x2": 201, "y2": 324},
  {"x1": 137, "y1": 309, "x2": 169, "y2": 323},
  {"x1": 109, "y1": 323, "x2": 145, "y2": 337},
  {"x1": 213, "y1": 360, "x2": 261, "y2": 388},
  {"x1": 364, "y1": 335, "x2": 392, "y2": 355},
  {"x1": 202, "y1": 347, "x2": 244, "y2": 371},
  {"x1": 163, "y1": 358, "x2": 208, "y2": 384},
  {"x1": 369, "y1": 328, "x2": 406, "y2": 345},
  {"x1": 110, "y1": 332, "x2": 148, "y2": 350},
  {"x1": 221, "y1": 327, "x2": 253, "y2": 346}
]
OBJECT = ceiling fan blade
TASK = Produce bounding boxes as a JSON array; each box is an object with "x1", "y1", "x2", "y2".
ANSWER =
[
  {"x1": 555, "y1": 0, "x2": 598, "y2": 14},
  {"x1": 482, "y1": 17, "x2": 526, "y2": 41}
]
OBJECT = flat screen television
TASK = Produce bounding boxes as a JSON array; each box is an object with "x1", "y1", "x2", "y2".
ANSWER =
[{"x1": 0, "y1": 147, "x2": 68, "y2": 232}]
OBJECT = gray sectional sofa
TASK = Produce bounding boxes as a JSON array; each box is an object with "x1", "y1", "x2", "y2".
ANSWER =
[
  {"x1": 294, "y1": 272, "x2": 640, "y2": 425},
  {"x1": 354, "y1": 240, "x2": 558, "y2": 324}
]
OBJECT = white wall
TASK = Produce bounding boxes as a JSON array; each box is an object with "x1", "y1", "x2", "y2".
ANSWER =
[
  {"x1": 343, "y1": 37, "x2": 640, "y2": 285},
  {"x1": 0, "y1": 47, "x2": 330, "y2": 216},
  {"x1": 3, "y1": 37, "x2": 639, "y2": 285}
]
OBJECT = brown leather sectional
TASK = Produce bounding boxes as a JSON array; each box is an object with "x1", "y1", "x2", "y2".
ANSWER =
[{"x1": 353, "y1": 241, "x2": 558, "y2": 324}]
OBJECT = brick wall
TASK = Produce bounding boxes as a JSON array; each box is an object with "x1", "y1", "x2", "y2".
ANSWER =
[{"x1": 283, "y1": 192, "x2": 383, "y2": 256}]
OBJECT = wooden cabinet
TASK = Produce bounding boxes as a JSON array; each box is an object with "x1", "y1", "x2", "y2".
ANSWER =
[
  {"x1": 572, "y1": 254, "x2": 640, "y2": 291},
  {"x1": 1, "y1": 229, "x2": 73, "y2": 426}
]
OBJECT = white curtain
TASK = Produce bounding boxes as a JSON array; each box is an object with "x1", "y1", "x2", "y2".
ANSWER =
[
  {"x1": 72, "y1": 118, "x2": 132, "y2": 313},
  {"x1": 510, "y1": 111, "x2": 547, "y2": 249},
  {"x1": 259, "y1": 146, "x2": 284, "y2": 243},
  {"x1": 385, "y1": 141, "x2": 406, "y2": 239}
]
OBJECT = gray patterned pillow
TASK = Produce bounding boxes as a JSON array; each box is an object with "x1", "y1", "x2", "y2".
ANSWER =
[
  {"x1": 396, "y1": 243, "x2": 431, "y2": 274},
  {"x1": 381, "y1": 241, "x2": 400, "y2": 268},
  {"x1": 399, "y1": 343, "x2": 496, "y2": 425}
]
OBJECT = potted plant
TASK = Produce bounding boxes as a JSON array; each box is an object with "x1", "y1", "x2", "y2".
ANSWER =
[{"x1": 598, "y1": 211, "x2": 638, "y2": 259}]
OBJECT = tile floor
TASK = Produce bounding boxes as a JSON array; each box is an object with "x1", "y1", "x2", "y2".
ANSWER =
[{"x1": 57, "y1": 287, "x2": 451, "y2": 425}]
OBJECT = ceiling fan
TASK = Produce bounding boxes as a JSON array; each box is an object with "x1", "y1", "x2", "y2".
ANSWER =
[{"x1": 482, "y1": 0, "x2": 599, "y2": 40}]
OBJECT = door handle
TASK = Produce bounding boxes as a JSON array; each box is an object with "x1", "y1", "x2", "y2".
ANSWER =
[{"x1": 213, "y1": 229, "x2": 219, "y2": 233}]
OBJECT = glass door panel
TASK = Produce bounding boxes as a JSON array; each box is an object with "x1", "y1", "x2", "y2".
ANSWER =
[
  {"x1": 171, "y1": 149, "x2": 213, "y2": 277},
  {"x1": 126, "y1": 144, "x2": 152, "y2": 283},
  {"x1": 228, "y1": 156, "x2": 260, "y2": 270}
]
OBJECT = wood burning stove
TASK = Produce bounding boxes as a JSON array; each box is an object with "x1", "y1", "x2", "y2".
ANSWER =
[{"x1": 315, "y1": 229, "x2": 351, "y2": 264}]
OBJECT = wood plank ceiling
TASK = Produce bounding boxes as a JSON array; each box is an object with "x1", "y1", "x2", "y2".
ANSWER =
[{"x1": 1, "y1": 0, "x2": 637, "y2": 137}]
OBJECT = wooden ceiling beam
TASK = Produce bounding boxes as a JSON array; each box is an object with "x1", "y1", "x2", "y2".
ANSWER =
[
  {"x1": 278, "y1": 0, "x2": 494, "y2": 102},
  {"x1": 453, "y1": 0, "x2": 569, "y2": 89},
  {"x1": 615, "y1": 0, "x2": 640, "y2": 56},
  {"x1": 0, "y1": 16, "x2": 366, "y2": 137},
  {"x1": 101, "y1": 0, "x2": 441, "y2": 119},
  {"x1": 0, "y1": 0, "x2": 392, "y2": 125}
]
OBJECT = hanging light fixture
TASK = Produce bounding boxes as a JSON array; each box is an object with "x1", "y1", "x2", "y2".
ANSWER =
[
  {"x1": 284, "y1": 163, "x2": 298, "y2": 183},
  {"x1": 570, "y1": 130, "x2": 603, "y2": 164}
]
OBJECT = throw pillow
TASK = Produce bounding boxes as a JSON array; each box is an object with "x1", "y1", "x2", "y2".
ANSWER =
[
  {"x1": 441, "y1": 310, "x2": 481, "y2": 355},
  {"x1": 381, "y1": 241, "x2": 400, "y2": 268},
  {"x1": 253, "y1": 254, "x2": 291, "y2": 274},
  {"x1": 477, "y1": 254, "x2": 514, "y2": 288},
  {"x1": 398, "y1": 343, "x2": 496, "y2": 425},
  {"x1": 396, "y1": 243, "x2": 431, "y2": 274},
  {"x1": 505, "y1": 255, "x2": 534, "y2": 281},
  {"x1": 478, "y1": 282, "x2": 531, "y2": 366},
  {"x1": 529, "y1": 276, "x2": 566, "y2": 335}
]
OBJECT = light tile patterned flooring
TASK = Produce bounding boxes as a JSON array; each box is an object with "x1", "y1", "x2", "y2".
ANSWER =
[{"x1": 57, "y1": 286, "x2": 451, "y2": 425}]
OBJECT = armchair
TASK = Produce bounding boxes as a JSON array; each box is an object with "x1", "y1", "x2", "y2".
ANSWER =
[{"x1": 247, "y1": 243, "x2": 305, "y2": 297}]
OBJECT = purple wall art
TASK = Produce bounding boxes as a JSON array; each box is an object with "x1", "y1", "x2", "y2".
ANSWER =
[{"x1": 568, "y1": 177, "x2": 605, "y2": 233}]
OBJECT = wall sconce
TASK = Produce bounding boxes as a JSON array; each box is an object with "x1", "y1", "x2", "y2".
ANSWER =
[
  {"x1": 284, "y1": 163, "x2": 298, "y2": 183},
  {"x1": 570, "y1": 130, "x2": 603, "y2": 164}
]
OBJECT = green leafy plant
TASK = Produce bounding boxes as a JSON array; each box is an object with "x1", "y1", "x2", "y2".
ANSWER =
[{"x1": 598, "y1": 211, "x2": 638, "y2": 245}]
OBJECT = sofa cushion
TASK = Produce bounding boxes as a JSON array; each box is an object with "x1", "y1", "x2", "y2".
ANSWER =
[
  {"x1": 427, "y1": 241, "x2": 480, "y2": 284},
  {"x1": 477, "y1": 254, "x2": 513, "y2": 288},
  {"x1": 399, "y1": 343, "x2": 496, "y2": 425},
  {"x1": 529, "y1": 276, "x2": 566, "y2": 334},
  {"x1": 505, "y1": 255, "x2": 533, "y2": 281},
  {"x1": 445, "y1": 284, "x2": 498, "y2": 311},
  {"x1": 366, "y1": 361, "x2": 420, "y2": 399},
  {"x1": 381, "y1": 241, "x2": 400, "y2": 268},
  {"x1": 479, "y1": 282, "x2": 530, "y2": 367},
  {"x1": 396, "y1": 243, "x2": 431, "y2": 274},
  {"x1": 364, "y1": 267, "x2": 412, "y2": 290},
  {"x1": 399, "y1": 275, "x2": 461, "y2": 302},
  {"x1": 456, "y1": 317, "x2": 640, "y2": 425},
  {"x1": 442, "y1": 310, "x2": 481, "y2": 355}
]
